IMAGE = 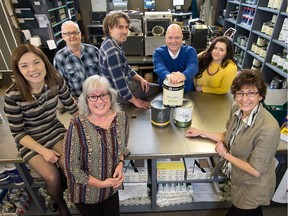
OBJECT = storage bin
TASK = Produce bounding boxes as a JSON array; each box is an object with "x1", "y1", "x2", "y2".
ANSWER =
[
  {"x1": 264, "y1": 89, "x2": 287, "y2": 125},
  {"x1": 264, "y1": 102, "x2": 287, "y2": 126}
]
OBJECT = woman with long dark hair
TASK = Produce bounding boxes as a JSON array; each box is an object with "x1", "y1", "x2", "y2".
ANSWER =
[
  {"x1": 194, "y1": 36, "x2": 237, "y2": 94},
  {"x1": 4, "y1": 44, "x2": 78, "y2": 216}
]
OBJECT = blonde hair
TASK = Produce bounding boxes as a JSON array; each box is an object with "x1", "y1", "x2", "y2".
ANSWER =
[{"x1": 78, "y1": 75, "x2": 121, "y2": 115}]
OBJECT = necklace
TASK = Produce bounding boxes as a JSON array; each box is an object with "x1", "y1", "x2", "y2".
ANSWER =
[
  {"x1": 207, "y1": 64, "x2": 220, "y2": 76},
  {"x1": 32, "y1": 84, "x2": 48, "y2": 107}
]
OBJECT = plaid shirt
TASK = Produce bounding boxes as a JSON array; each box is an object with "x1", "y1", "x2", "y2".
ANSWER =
[
  {"x1": 54, "y1": 43, "x2": 99, "y2": 97},
  {"x1": 98, "y1": 36, "x2": 137, "y2": 101}
]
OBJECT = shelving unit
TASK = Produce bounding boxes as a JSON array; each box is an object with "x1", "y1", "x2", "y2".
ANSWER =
[
  {"x1": 12, "y1": 0, "x2": 78, "y2": 48},
  {"x1": 215, "y1": 0, "x2": 228, "y2": 26},
  {"x1": 223, "y1": 0, "x2": 288, "y2": 86},
  {"x1": 87, "y1": 24, "x2": 104, "y2": 48}
]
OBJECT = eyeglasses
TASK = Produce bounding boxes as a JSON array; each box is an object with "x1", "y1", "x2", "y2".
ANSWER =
[
  {"x1": 235, "y1": 91, "x2": 259, "y2": 98},
  {"x1": 87, "y1": 93, "x2": 110, "y2": 102},
  {"x1": 62, "y1": 31, "x2": 80, "y2": 37}
]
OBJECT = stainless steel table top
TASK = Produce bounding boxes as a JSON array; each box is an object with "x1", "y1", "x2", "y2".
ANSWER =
[{"x1": 125, "y1": 92, "x2": 233, "y2": 159}]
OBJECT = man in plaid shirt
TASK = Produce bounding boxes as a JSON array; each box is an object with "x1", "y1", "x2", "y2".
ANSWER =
[
  {"x1": 99, "y1": 11, "x2": 159, "y2": 109},
  {"x1": 54, "y1": 21, "x2": 99, "y2": 101}
]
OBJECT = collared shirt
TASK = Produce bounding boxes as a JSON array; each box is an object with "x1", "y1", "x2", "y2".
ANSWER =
[
  {"x1": 222, "y1": 104, "x2": 260, "y2": 177},
  {"x1": 53, "y1": 43, "x2": 99, "y2": 97},
  {"x1": 98, "y1": 36, "x2": 137, "y2": 101},
  {"x1": 168, "y1": 49, "x2": 180, "y2": 59},
  {"x1": 224, "y1": 103, "x2": 280, "y2": 209}
]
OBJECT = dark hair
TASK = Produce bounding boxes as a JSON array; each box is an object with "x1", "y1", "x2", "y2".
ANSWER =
[
  {"x1": 196, "y1": 36, "x2": 236, "y2": 79},
  {"x1": 102, "y1": 10, "x2": 130, "y2": 36},
  {"x1": 231, "y1": 69, "x2": 267, "y2": 102},
  {"x1": 11, "y1": 44, "x2": 60, "y2": 101}
]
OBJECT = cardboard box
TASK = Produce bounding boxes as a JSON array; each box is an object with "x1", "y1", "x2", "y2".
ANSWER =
[
  {"x1": 157, "y1": 158, "x2": 185, "y2": 181},
  {"x1": 123, "y1": 159, "x2": 148, "y2": 183},
  {"x1": 185, "y1": 157, "x2": 213, "y2": 180}
]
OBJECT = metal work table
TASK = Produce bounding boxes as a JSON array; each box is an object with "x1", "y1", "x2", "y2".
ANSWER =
[
  {"x1": 0, "y1": 91, "x2": 286, "y2": 214},
  {"x1": 1, "y1": 91, "x2": 287, "y2": 162}
]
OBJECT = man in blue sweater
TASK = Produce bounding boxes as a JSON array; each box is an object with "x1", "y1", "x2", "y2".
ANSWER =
[{"x1": 153, "y1": 24, "x2": 199, "y2": 93}]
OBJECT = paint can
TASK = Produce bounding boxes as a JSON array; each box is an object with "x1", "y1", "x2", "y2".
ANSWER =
[
  {"x1": 151, "y1": 100, "x2": 170, "y2": 128},
  {"x1": 173, "y1": 99, "x2": 194, "y2": 128},
  {"x1": 163, "y1": 79, "x2": 184, "y2": 107}
]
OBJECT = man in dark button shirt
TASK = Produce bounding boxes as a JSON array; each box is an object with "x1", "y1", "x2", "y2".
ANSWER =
[{"x1": 98, "y1": 11, "x2": 159, "y2": 109}]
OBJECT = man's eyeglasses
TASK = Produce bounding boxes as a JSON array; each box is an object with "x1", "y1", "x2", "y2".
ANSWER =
[
  {"x1": 235, "y1": 91, "x2": 259, "y2": 98},
  {"x1": 87, "y1": 93, "x2": 110, "y2": 102},
  {"x1": 62, "y1": 31, "x2": 80, "y2": 37}
]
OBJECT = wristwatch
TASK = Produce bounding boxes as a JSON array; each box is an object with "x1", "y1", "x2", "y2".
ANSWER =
[{"x1": 118, "y1": 159, "x2": 125, "y2": 166}]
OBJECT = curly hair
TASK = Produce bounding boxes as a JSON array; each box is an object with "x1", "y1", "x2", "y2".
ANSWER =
[{"x1": 196, "y1": 36, "x2": 236, "y2": 79}]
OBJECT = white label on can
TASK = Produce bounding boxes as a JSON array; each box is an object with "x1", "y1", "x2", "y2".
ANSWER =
[
  {"x1": 163, "y1": 88, "x2": 184, "y2": 106},
  {"x1": 173, "y1": 107, "x2": 193, "y2": 122}
]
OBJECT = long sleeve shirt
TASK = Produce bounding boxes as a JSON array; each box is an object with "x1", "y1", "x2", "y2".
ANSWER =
[
  {"x1": 53, "y1": 43, "x2": 99, "y2": 97},
  {"x1": 4, "y1": 76, "x2": 78, "y2": 162},
  {"x1": 194, "y1": 60, "x2": 237, "y2": 94},
  {"x1": 63, "y1": 111, "x2": 130, "y2": 204},
  {"x1": 98, "y1": 36, "x2": 137, "y2": 101},
  {"x1": 153, "y1": 45, "x2": 199, "y2": 93},
  {"x1": 224, "y1": 103, "x2": 280, "y2": 209}
]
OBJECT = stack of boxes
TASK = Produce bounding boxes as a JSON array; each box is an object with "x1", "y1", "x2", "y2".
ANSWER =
[
  {"x1": 184, "y1": 157, "x2": 213, "y2": 180},
  {"x1": 123, "y1": 159, "x2": 148, "y2": 183},
  {"x1": 119, "y1": 159, "x2": 150, "y2": 206},
  {"x1": 156, "y1": 158, "x2": 185, "y2": 181}
]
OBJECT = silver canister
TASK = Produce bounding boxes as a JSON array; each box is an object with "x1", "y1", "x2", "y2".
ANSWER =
[
  {"x1": 172, "y1": 99, "x2": 194, "y2": 128},
  {"x1": 151, "y1": 100, "x2": 170, "y2": 128}
]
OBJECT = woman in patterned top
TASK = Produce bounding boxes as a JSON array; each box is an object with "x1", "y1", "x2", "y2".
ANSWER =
[
  {"x1": 63, "y1": 75, "x2": 130, "y2": 216},
  {"x1": 4, "y1": 44, "x2": 78, "y2": 216}
]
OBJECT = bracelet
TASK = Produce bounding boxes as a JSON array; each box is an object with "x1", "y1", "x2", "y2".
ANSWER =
[
  {"x1": 118, "y1": 160, "x2": 125, "y2": 166},
  {"x1": 221, "y1": 151, "x2": 228, "y2": 159}
]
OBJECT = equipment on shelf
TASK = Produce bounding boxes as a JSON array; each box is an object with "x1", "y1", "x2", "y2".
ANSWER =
[{"x1": 144, "y1": 11, "x2": 172, "y2": 56}]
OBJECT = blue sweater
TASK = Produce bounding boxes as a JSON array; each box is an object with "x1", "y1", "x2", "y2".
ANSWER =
[{"x1": 153, "y1": 45, "x2": 198, "y2": 93}]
